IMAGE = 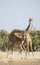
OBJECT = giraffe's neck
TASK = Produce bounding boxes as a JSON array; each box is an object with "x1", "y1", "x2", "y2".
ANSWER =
[{"x1": 25, "y1": 23, "x2": 31, "y2": 31}]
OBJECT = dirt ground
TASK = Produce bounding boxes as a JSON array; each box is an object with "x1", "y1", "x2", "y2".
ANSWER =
[
  {"x1": 0, "y1": 51, "x2": 40, "y2": 65},
  {"x1": 0, "y1": 59, "x2": 40, "y2": 65}
]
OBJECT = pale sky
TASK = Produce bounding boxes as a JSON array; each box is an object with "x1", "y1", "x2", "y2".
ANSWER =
[{"x1": 0, "y1": 0, "x2": 40, "y2": 32}]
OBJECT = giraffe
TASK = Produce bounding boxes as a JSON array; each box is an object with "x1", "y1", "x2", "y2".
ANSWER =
[{"x1": 21, "y1": 18, "x2": 33, "y2": 55}]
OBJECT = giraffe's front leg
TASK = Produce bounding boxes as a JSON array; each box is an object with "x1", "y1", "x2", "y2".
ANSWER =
[{"x1": 20, "y1": 40, "x2": 24, "y2": 53}]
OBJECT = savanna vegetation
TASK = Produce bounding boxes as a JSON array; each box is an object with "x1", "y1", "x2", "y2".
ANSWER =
[{"x1": 0, "y1": 29, "x2": 40, "y2": 51}]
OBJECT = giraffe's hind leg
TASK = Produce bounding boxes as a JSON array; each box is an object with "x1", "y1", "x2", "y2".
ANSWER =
[{"x1": 29, "y1": 42, "x2": 34, "y2": 56}]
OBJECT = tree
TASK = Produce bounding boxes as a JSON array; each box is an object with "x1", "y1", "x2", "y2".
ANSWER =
[{"x1": 0, "y1": 30, "x2": 9, "y2": 51}]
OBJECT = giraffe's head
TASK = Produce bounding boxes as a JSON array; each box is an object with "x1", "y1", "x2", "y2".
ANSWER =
[{"x1": 29, "y1": 18, "x2": 33, "y2": 24}]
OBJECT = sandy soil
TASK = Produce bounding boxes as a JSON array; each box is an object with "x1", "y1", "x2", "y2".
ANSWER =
[
  {"x1": 0, "y1": 59, "x2": 40, "y2": 65},
  {"x1": 0, "y1": 51, "x2": 40, "y2": 65}
]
